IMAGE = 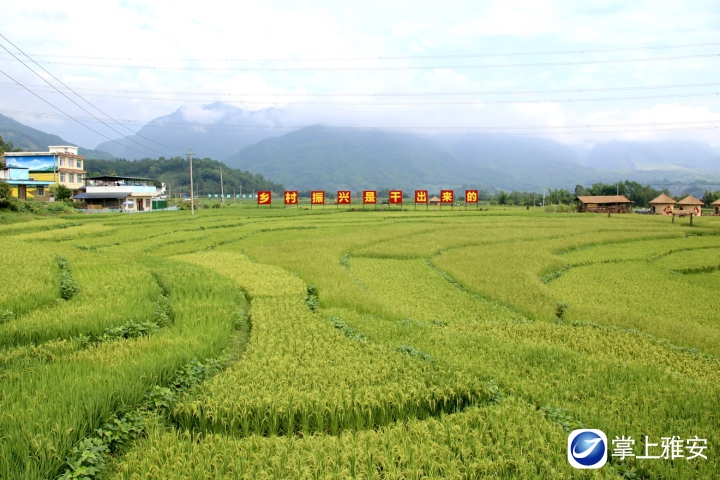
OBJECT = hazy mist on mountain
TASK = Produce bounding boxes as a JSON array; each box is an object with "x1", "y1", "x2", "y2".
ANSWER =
[
  {"x1": 0, "y1": 113, "x2": 115, "y2": 159},
  {"x1": 4, "y1": 102, "x2": 720, "y2": 191},
  {"x1": 584, "y1": 140, "x2": 720, "y2": 172},
  {"x1": 225, "y1": 127, "x2": 601, "y2": 191},
  {"x1": 96, "y1": 102, "x2": 289, "y2": 161}
]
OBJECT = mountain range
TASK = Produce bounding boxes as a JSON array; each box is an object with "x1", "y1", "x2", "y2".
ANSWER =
[
  {"x1": 0, "y1": 113, "x2": 115, "y2": 160},
  {"x1": 3, "y1": 103, "x2": 720, "y2": 192},
  {"x1": 95, "y1": 102, "x2": 287, "y2": 161}
]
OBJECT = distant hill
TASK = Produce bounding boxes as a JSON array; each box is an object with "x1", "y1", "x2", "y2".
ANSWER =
[
  {"x1": 96, "y1": 102, "x2": 290, "y2": 161},
  {"x1": 225, "y1": 127, "x2": 720, "y2": 191},
  {"x1": 84, "y1": 157, "x2": 283, "y2": 196},
  {"x1": 585, "y1": 140, "x2": 720, "y2": 172},
  {"x1": 225, "y1": 127, "x2": 611, "y2": 191},
  {"x1": 0, "y1": 113, "x2": 116, "y2": 160},
  {"x1": 226, "y1": 127, "x2": 478, "y2": 190},
  {"x1": 5, "y1": 104, "x2": 719, "y2": 192}
]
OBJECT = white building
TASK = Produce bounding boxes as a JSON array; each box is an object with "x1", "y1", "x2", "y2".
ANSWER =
[{"x1": 73, "y1": 175, "x2": 158, "y2": 212}]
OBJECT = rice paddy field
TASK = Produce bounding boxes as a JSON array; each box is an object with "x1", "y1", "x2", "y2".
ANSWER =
[{"x1": 1, "y1": 205, "x2": 718, "y2": 479}]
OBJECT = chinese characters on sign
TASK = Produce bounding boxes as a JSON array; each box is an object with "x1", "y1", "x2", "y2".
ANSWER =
[
  {"x1": 284, "y1": 190, "x2": 298, "y2": 206},
  {"x1": 440, "y1": 190, "x2": 454, "y2": 204},
  {"x1": 388, "y1": 190, "x2": 403, "y2": 205},
  {"x1": 611, "y1": 435, "x2": 707, "y2": 461},
  {"x1": 257, "y1": 191, "x2": 271, "y2": 205},
  {"x1": 311, "y1": 190, "x2": 325, "y2": 207},
  {"x1": 415, "y1": 190, "x2": 428, "y2": 203},
  {"x1": 363, "y1": 190, "x2": 377, "y2": 205},
  {"x1": 465, "y1": 189, "x2": 479, "y2": 210},
  {"x1": 337, "y1": 190, "x2": 351, "y2": 205}
]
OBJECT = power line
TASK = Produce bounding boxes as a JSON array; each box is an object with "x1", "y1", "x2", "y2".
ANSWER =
[
  {"x1": 2, "y1": 80, "x2": 719, "y2": 98},
  {"x1": 2, "y1": 108, "x2": 717, "y2": 131},
  {"x1": 1, "y1": 41, "x2": 719, "y2": 63},
  {"x1": 1, "y1": 84, "x2": 715, "y2": 105},
  {"x1": 0, "y1": 35, "x2": 173, "y2": 156},
  {"x1": 0, "y1": 34, "x2": 181, "y2": 152},
  {"x1": 0, "y1": 68, "x2": 170, "y2": 157},
  {"x1": 7, "y1": 52, "x2": 719, "y2": 72}
]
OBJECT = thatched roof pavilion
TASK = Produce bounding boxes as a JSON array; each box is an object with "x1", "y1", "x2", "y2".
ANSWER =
[
  {"x1": 574, "y1": 195, "x2": 633, "y2": 213},
  {"x1": 677, "y1": 195, "x2": 704, "y2": 216},
  {"x1": 649, "y1": 193, "x2": 676, "y2": 216}
]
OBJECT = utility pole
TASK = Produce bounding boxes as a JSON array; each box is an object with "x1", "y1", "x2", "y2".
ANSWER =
[
  {"x1": 543, "y1": 187, "x2": 546, "y2": 207},
  {"x1": 220, "y1": 167, "x2": 225, "y2": 205},
  {"x1": 188, "y1": 149, "x2": 194, "y2": 216}
]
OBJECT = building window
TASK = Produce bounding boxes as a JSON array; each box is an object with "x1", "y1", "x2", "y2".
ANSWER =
[
  {"x1": 60, "y1": 158, "x2": 65, "y2": 167},
  {"x1": 78, "y1": 174, "x2": 83, "y2": 183},
  {"x1": 69, "y1": 173, "x2": 75, "y2": 183},
  {"x1": 145, "y1": 199, "x2": 151, "y2": 208},
  {"x1": 77, "y1": 160, "x2": 82, "y2": 169},
  {"x1": 37, "y1": 186, "x2": 45, "y2": 196},
  {"x1": 60, "y1": 173, "x2": 66, "y2": 182}
]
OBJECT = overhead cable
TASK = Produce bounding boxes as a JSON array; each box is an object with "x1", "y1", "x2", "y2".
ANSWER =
[
  {"x1": 1, "y1": 80, "x2": 719, "y2": 98},
  {"x1": 6, "y1": 53, "x2": 719, "y2": 72},
  {"x1": 0, "y1": 68, "x2": 170, "y2": 157},
  {"x1": 1, "y1": 41, "x2": 718, "y2": 62},
  {"x1": 0, "y1": 36, "x2": 172, "y2": 155}
]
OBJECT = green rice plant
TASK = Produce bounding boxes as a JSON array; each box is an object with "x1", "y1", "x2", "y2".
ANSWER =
[
  {"x1": 3, "y1": 205, "x2": 720, "y2": 479},
  {"x1": 0, "y1": 255, "x2": 159, "y2": 348},
  {"x1": 0, "y1": 259, "x2": 240, "y2": 479},
  {"x1": 560, "y1": 235, "x2": 715, "y2": 265},
  {"x1": 0, "y1": 238, "x2": 59, "y2": 317},
  {"x1": 56, "y1": 256, "x2": 79, "y2": 300},
  {"x1": 549, "y1": 261, "x2": 720, "y2": 356},
  {"x1": 0, "y1": 309, "x2": 13, "y2": 324},
  {"x1": 0, "y1": 218, "x2": 84, "y2": 236},
  {"x1": 110, "y1": 397, "x2": 611, "y2": 480},
  {"x1": 326, "y1": 316, "x2": 366, "y2": 342},
  {"x1": 327, "y1": 306, "x2": 720, "y2": 479},
  {"x1": 15, "y1": 223, "x2": 117, "y2": 243},
  {"x1": 171, "y1": 293, "x2": 497, "y2": 437}
]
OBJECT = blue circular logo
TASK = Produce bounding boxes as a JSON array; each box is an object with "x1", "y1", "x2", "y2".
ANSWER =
[{"x1": 570, "y1": 431, "x2": 606, "y2": 467}]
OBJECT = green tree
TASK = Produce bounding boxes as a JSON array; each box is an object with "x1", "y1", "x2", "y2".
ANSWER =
[
  {"x1": 0, "y1": 179, "x2": 12, "y2": 204},
  {"x1": 53, "y1": 185, "x2": 73, "y2": 202},
  {"x1": 1, "y1": 135, "x2": 18, "y2": 158},
  {"x1": 623, "y1": 180, "x2": 661, "y2": 208},
  {"x1": 701, "y1": 190, "x2": 720, "y2": 206}
]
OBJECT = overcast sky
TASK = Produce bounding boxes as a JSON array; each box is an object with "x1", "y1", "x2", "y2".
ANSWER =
[{"x1": 1, "y1": 0, "x2": 719, "y2": 152}]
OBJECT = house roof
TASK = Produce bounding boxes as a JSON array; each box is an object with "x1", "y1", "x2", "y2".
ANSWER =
[
  {"x1": 677, "y1": 195, "x2": 704, "y2": 205},
  {"x1": 713, "y1": 198, "x2": 720, "y2": 205},
  {"x1": 3, "y1": 180, "x2": 53, "y2": 186},
  {"x1": 86, "y1": 175, "x2": 154, "y2": 182},
  {"x1": 574, "y1": 195, "x2": 633, "y2": 204},
  {"x1": 649, "y1": 193, "x2": 676, "y2": 205},
  {"x1": 429, "y1": 196, "x2": 441, "y2": 201},
  {"x1": 74, "y1": 192, "x2": 132, "y2": 200}
]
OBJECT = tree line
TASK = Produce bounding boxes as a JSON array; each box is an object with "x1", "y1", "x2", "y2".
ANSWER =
[
  {"x1": 490, "y1": 181, "x2": 720, "y2": 208},
  {"x1": 84, "y1": 157, "x2": 284, "y2": 196}
]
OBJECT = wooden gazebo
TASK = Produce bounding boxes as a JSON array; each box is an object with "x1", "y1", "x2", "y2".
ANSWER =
[
  {"x1": 648, "y1": 193, "x2": 676, "y2": 216},
  {"x1": 429, "y1": 196, "x2": 441, "y2": 206},
  {"x1": 712, "y1": 198, "x2": 720, "y2": 216},
  {"x1": 677, "y1": 195, "x2": 704, "y2": 216},
  {"x1": 574, "y1": 195, "x2": 633, "y2": 213}
]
